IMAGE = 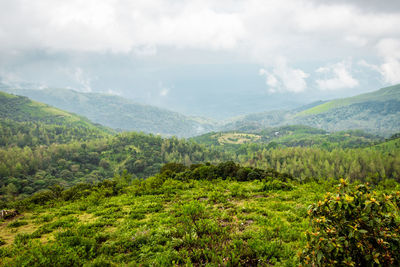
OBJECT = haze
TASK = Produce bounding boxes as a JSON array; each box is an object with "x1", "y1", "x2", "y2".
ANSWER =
[{"x1": 1, "y1": 0, "x2": 400, "y2": 118}]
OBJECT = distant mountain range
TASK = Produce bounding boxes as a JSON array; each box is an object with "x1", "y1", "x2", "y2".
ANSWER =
[
  {"x1": 1, "y1": 84, "x2": 399, "y2": 137},
  {"x1": 224, "y1": 84, "x2": 400, "y2": 137},
  {"x1": 0, "y1": 87, "x2": 217, "y2": 137}
]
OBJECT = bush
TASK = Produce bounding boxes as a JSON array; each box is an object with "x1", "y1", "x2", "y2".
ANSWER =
[
  {"x1": 300, "y1": 179, "x2": 400, "y2": 266},
  {"x1": 7, "y1": 220, "x2": 28, "y2": 228},
  {"x1": 263, "y1": 180, "x2": 294, "y2": 191}
]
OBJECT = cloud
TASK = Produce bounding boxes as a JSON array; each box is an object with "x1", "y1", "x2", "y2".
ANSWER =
[
  {"x1": 0, "y1": 70, "x2": 22, "y2": 87},
  {"x1": 376, "y1": 38, "x2": 400, "y2": 84},
  {"x1": 357, "y1": 39, "x2": 400, "y2": 85},
  {"x1": 1, "y1": 0, "x2": 399, "y2": 58},
  {"x1": 316, "y1": 60, "x2": 359, "y2": 90},
  {"x1": 0, "y1": 0, "x2": 245, "y2": 54},
  {"x1": 72, "y1": 67, "x2": 92, "y2": 92},
  {"x1": 0, "y1": 0, "x2": 400, "y2": 97},
  {"x1": 259, "y1": 57, "x2": 309, "y2": 93},
  {"x1": 158, "y1": 82, "x2": 171, "y2": 97}
]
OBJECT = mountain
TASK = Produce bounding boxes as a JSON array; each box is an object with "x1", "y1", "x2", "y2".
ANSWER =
[
  {"x1": 225, "y1": 84, "x2": 400, "y2": 136},
  {"x1": 0, "y1": 91, "x2": 112, "y2": 146},
  {"x1": 0, "y1": 87, "x2": 218, "y2": 137}
]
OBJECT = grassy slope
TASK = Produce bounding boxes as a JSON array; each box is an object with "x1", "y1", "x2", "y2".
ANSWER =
[
  {"x1": 0, "y1": 91, "x2": 113, "y2": 137},
  {"x1": 222, "y1": 84, "x2": 400, "y2": 136},
  {"x1": 0, "y1": 179, "x2": 333, "y2": 266},
  {"x1": 298, "y1": 84, "x2": 400, "y2": 116},
  {"x1": 0, "y1": 91, "x2": 111, "y2": 132}
]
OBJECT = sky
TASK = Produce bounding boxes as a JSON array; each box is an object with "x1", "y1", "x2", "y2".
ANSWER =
[{"x1": 0, "y1": 0, "x2": 400, "y2": 118}]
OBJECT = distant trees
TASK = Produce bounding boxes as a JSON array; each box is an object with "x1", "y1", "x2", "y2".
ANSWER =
[{"x1": 0, "y1": 132, "x2": 229, "y2": 199}]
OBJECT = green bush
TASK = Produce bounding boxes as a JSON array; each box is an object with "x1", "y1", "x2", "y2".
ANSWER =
[
  {"x1": 263, "y1": 180, "x2": 294, "y2": 191},
  {"x1": 300, "y1": 179, "x2": 400, "y2": 266},
  {"x1": 7, "y1": 220, "x2": 28, "y2": 228}
]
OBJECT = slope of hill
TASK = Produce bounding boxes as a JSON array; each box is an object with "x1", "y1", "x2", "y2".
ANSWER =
[
  {"x1": 1, "y1": 164, "x2": 399, "y2": 266},
  {"x1": 1, "y1": 88, "x2": 218, "y2": 137},
  {"x1": 0, "y1": 91, "x2": 112, "y2": 146},
  {"x1": 192, "y1": 125, "x2": 382, "y2": 149},
  {"x1": 225, "y1": 84, "x2": 400, "y2": 136}
]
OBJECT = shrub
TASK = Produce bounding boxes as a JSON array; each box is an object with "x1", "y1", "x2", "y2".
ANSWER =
[
  {"x1": 300, "y1": 179, "x2": 400, "y2": 266},
  {"x1": 7, "y1": 220, "x2": 28, "y2": 228},
  {"x1": 263, "y1": 180, "x2": 294, "y2": 191}
]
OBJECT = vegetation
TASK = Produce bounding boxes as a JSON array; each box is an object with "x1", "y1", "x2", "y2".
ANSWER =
[
  {"x1": 301, "y1": 179, "x2": 400, "y2": 266},
  {"x1": 0, "y1": 89, "x2": 400, "y2": 265},
  {"x1": 0, "y1": 132, "x2": 228, "y2": 200},
  {"x1": 193, "y1": 125, "x2": 382, "y2": 149},
  {"x1": 223, "y1": 84, "x2": 400, "y2": 136},
  {"x1": 0, "y1": 165, "x2": 398, "y2": 266},
  {"x1": 1, "y1": 88, "x2": 217, "y2": 137}
]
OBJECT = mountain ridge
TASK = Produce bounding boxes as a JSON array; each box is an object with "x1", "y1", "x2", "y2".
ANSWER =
[{"x1": 0, "y1": 87, "x2": 218, "y2": 137}]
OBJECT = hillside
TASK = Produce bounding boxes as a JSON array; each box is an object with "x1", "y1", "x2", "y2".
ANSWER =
[
  {"x1": 1, "y1": 88, "x2": 217, "y2": 137},
  {"x1": 225, "y1": 84, "x2": 400, "y2": 136},
  {"x1": 0, "y1": 131, "x2": 229, "y2": 198},
  {"x1": 0, "y1": 164, "x2": 399, "y2": 266},
  {"x1": 193, "y1": 125, "x2": 382, "y2": 149},
  {"x1": 0, "y1": 91, "x2": 112, "y2": 147}
]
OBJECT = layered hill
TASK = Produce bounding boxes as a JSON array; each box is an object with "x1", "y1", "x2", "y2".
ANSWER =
[
  {"x1": 0, "y1": 91, "x2": 112, "y2": 147},
  {"x1": 224, "y1": 84, "x2": 400, "y2": 136},
  {"x1": 1, "y1": 87, "x2": 217, "y2": 137}
]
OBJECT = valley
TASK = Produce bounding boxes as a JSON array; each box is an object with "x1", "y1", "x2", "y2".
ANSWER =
[{"x1": 0, "y1": 85, "x2": 399, "y2": 266}]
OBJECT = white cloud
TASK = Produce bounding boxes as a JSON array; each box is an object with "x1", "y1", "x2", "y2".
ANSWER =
[
  {"x1": 0, "y1": 0, "x2": 245, "y2": 54},
  {"x1": 376, "y1": 38, "x2": 400, "y2": 84},
  {"x1": 259, "y1": 57, "x2": 309, "y2": 93},
  {"x1": 356, "y1": 39, "x2": 400, "y2": 85},
  {"x1": 72, "y1": 67, "x2": 92, "y2": 92},
  {"x1": 1, "y1": 0, "x2": 399, "y2": 58},
  {"x1": 0, "y1": 0, "x2": 400, "y2": 95},
  {"x1": 158, "y1": 82, "x2": 171, "y2": 97},
  {"x1": 316, "y1": 60, "x2": 359, "y2": 90}
]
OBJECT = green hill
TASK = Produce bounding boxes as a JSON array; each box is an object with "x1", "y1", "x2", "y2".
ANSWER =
[
  {"x1": 1, "y1": 88, "x2": 218, "y2": 137},
  {"x1": 298, "y1": 84, "x2": 400, "y2": 116},
  {"x1": 0, "y1": 91, "x2": 112, "y2": 147},
  {"x1": 226, "y1": 84, "x2": 400, "y2": 136},
  {"x1": 192, "y1": 125, "x2": 382, "y2": 150}
]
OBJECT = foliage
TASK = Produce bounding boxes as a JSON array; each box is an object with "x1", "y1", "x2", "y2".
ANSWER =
[
  {"x1": 0, "y1": 164, "x2": 399, "y2": 266},
  {"x1": 0, "y1": 132, "x2": 228, "y2": 199},
  {"x1": 193, "y1": 125, "x2": 382, "y2": 149},
  {"x1": 160, "y1": 161, "x2": 293, "y2": 182},
  {"x1": 300, "y1": 179, "x2": 400, "y2": 266}
]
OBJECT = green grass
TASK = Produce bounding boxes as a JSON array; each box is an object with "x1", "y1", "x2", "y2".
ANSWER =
[
  {"x1": 297, "y1": 84, "x2": 400, "y2": 116},
  {"x1": 0, "y1": 178, "x2": 341, "y2": 266}
]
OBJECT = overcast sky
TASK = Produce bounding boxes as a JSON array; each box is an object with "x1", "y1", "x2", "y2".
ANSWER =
[{"x1": 0, "y1": 0, "x2": 399, "y2": 118}]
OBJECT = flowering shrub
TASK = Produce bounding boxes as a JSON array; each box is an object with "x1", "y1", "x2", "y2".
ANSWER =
[{"x1": 300, "y1": 179, "x2": 400, "y2": 266}]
